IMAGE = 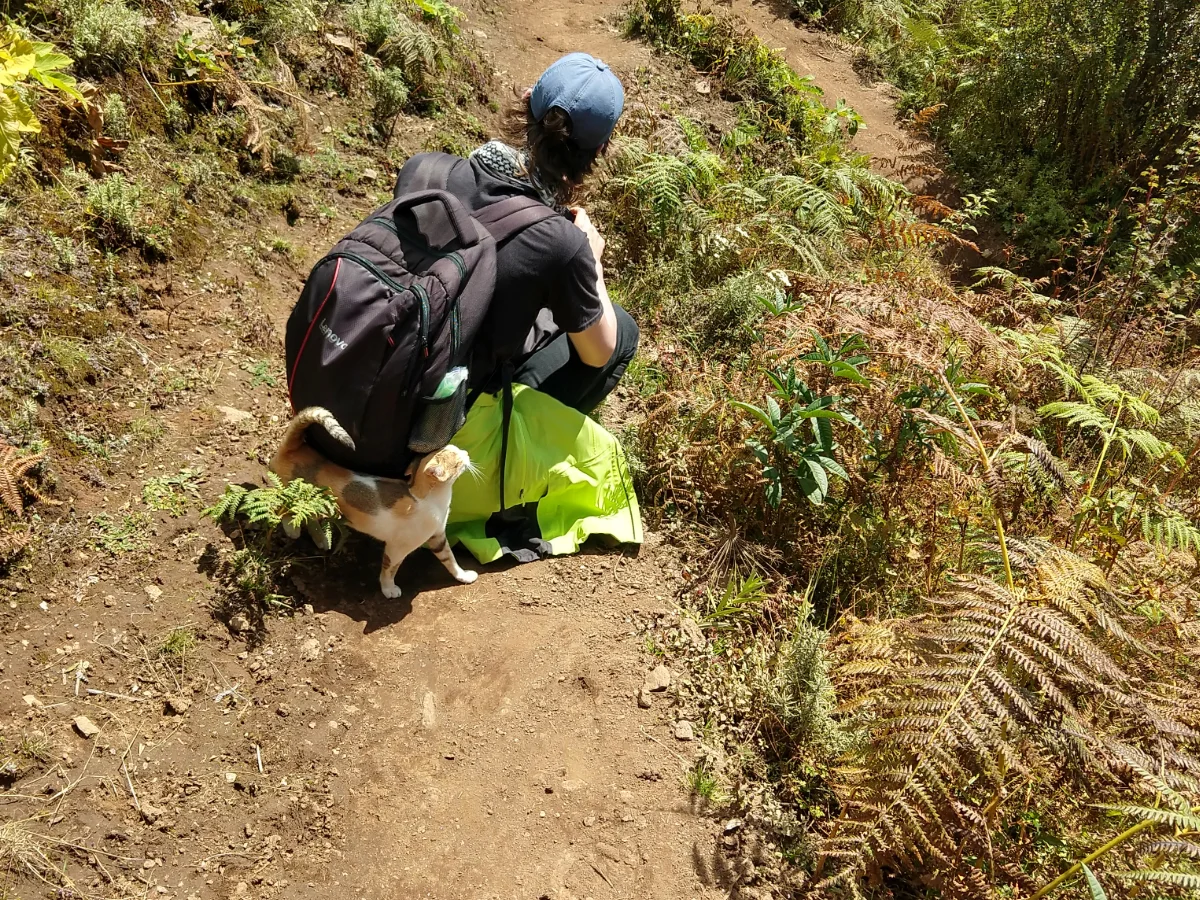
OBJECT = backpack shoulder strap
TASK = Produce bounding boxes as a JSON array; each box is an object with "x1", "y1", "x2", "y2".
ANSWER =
[
  {"x1": 393, "y1": 152, "x2": 459, "y2": 197},
  {"x1": 473, "y1": 195, "x2": 559, "y2": 243}
]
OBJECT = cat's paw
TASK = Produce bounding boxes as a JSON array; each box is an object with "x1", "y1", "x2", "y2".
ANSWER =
[
  {"x1": 456, "y1": 570, "x2": 478, "y2": 585},
  {"x1": 381, "y1": 583, "x2": 403, "y2": 600}
]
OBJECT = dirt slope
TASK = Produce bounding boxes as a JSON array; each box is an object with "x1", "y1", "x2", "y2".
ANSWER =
[{"x1": 1, "y1": 3, "x2": 927, "y2": 899}]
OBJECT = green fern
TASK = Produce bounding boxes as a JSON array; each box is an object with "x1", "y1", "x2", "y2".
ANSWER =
[
  {"x1": 1141, "y1": 504, "x2": 1200, "y2": 554},
  {"x1": 204, "y1": 474, "x2": 340, "y2": 535}
]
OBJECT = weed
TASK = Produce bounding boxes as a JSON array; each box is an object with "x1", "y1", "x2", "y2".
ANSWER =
[
  {"x1": 63, "y1": 0, "x2": 147, "y2": 71},
  {"x1": 90, "y1": 511, "x2": 151, "y2": 555},
  {"x1": 159, "y1": 626, "x2": 197, "y2": 659},
  {"x1": 241, "y1": 358, "x2": 279, "y2": 387},
  {"x1": 15, "y1": 733, "x2": 51, "y2": 765},
  {"x1": 85, "y1": 173, "x2": 141, "y2": 246},
  {"x1": 142, "y1": 469, "x2": 203, "y2": 516},
  {"x1": 101, "y1": 92, "x2": 131, "y2": 139},
  {"x1": 685, "y1": 760, "x2": 724, "y2": 804},
  {"x1": 48, "y1": 235, "x2": 80, "y2": 272},
  {"x1": 44, "y1": 336, "x2": 93, "y2": 384},
  {"x1": 126, "y1": 416, "x2": 163, "y2": 447},
  {"x1": 365, "y1": 62, "x2": 410, "y2": 133}
]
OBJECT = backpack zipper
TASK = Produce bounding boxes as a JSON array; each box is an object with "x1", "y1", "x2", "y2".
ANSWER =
[
  {"x1": 320, "y1": 251, "x2": 430, "y2": 351},
  {"x1": 369, "y1": 216, "x2": 462, "y2": 357}
]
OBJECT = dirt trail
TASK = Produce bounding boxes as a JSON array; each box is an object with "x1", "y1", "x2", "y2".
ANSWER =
[{"x1": 0, "y1": 4, "x2": 928, "y2": 899}]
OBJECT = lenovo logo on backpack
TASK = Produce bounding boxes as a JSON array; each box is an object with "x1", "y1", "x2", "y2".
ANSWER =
[{"x1": 319, "y1": 320, "x2": 348, "y2": 351}]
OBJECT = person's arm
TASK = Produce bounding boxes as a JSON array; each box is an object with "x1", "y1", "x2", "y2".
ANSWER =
[{"x1": 566, "y1": 207, "x2": 618, "y2": 368}]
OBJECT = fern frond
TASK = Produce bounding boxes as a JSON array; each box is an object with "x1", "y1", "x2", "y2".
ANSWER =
[
  {"x1": 1113, "y1": 869, "x2": 1200, "y2": 889},
  {"x1": 1141, "y1": 504, "x2": 1200, "y2": 554},
  {"x1": 1039, "y1": 400, "x2": 1114, "y2": 433}
]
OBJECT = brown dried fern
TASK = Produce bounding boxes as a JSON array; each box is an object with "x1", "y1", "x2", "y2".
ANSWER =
[{"x1": 0, "y1": 444, "x2": 51, "y2": 517}]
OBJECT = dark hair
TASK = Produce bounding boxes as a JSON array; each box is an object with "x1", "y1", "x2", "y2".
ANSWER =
[{"x1": 502, "y1": 95, "x2": 603, "y2": 205}]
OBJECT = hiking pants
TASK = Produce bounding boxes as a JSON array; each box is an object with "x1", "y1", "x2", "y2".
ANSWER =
[{"x1": 511, "y1": 303, "x2": 639, "y2": 415}]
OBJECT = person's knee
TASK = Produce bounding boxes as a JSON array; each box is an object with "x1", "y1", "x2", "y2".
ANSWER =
[{"x1": 612, "y1": 304, "x2": 639, "y2": 367}]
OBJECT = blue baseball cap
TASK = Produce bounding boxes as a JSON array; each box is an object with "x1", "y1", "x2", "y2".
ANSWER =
[{"x1": 530, "y1": 52, "x2": 625, "y2": 150}]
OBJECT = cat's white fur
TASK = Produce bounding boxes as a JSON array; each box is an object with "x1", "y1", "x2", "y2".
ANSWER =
[{"x1": 270, "y1": 407, "x2": 476, "y2": 599}]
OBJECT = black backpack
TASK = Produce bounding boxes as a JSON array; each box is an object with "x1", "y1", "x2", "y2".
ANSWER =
[{"x1": 285, "y1": 153, "x2": 556, "y2": 477}]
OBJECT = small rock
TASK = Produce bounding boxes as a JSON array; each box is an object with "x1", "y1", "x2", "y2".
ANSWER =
[
  {"x1": 360, "y1": 168, "x2": 379, "y2": 183},
  {"x1": 299, "y1": 638, "x2": 321, "y2": 662},
  {"x1": 244, "y1": 823, "x2": 254, "y2": 838},
  {"x1": 637, "y1": 687, "x2": 652, "y2": 709},
  {"x1": 583, "y1": 815, "x2": 597, "y2": 827},
  {"x1": 140, "y1": 804, "x2": 165, "y2": 825},
  {"x1": 73, "y1": 716, "x2": 101, "y2": 738},
  {"x1": 301, "y1": 604, "x2": 315, "y2": 616},
  {"x1": 225, "y1": 772, "x2": 238, "y2": 783},
  {"x1": 228, "y1": 613, "x2": 251, "y2": 634},
  {"x1": 472, "y1": 28, "x2": 488, "y2": 39},
  {"x1": 561, "y1": 779, "x2": 586, "y2": 793},
  {"x1": 165, "y1": 696, "x2": 192, "y2": 715},
  {"x1": 142, "y1": 859, "x2": 155, "y2": 870},
  {"x1": 723, "y1": 818, "x2": 744, "y2": 834},
  {"x1": 695, "y1": 78, "x2": 712, "y2": 94},
  {"x1": 324, "y1": 32, "x2": 356, "y2": 51},
  {"x1": 421, "y1": 691, "x2": 436, "y2": 730},
  {"x1": 722, "y1": 834, "x2": 739, "y2": 850},
  {"x1": 680, "y1": 617, "x2": 706, "y2": 647},
  {"x1": 643, "y1": 664, "x2": 671, "y2": 693},
  {"x1": 674, "y1": 720, "x2": 695, "y2": 741},
  {"x1": 22, "y1": 694, "x2": 41, "y2": 708},
  {"x1": 38, "y1": 600, "x2": 49, "y2": 611},
  {"x1": 144, "y1": 585, "x2": 163, "y2": 601},
  {"x1": 216, "y1": 406, "x2": 253, "y2": 425}
]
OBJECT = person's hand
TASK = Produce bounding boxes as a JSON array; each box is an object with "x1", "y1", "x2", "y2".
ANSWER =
[{"x1": 570, "y1": 206, "x2": 605, "y2": 264}]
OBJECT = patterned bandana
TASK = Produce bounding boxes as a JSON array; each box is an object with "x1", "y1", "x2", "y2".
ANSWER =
[{"x1": 470, "y1": 140, "x2": 565, "y2": 213}]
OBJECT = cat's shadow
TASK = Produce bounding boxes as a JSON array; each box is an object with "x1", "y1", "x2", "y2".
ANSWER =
[{"x1": 286, "y1": 533, "x2": 511, "y2": 635}]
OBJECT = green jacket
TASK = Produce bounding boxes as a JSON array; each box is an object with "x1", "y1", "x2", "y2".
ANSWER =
[{"x1": 446, "y1": 384, "x2": 643, "y2": 563}]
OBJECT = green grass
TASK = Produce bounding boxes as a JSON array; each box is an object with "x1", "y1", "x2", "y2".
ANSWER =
[
  {"x1": 142, "y1": 469, "x2": 203, "y2": 516},
  {"x1": 159, "y1": 626, "x2": 198, "y2": 659},
  {"x1": 90, "y1": 511, "x2": 151, "y2": 555}
]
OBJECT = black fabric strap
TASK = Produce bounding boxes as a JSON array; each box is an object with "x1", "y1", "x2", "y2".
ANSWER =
[
  {"x1": 473, "y1": 195, "x2": 558, "y2": 243},
  {"x1": 498, "y1": 361, "x2": 514, "y2": 512}
]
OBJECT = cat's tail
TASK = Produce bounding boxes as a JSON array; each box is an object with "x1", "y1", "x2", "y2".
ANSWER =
[{"x1": 279, "y1": 407, "x2": 355, "y2": 454}]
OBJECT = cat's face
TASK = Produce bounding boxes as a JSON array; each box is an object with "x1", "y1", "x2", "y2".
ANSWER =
[{"x1": 412, "y1": 445, "x2": 470, "y2": 495}]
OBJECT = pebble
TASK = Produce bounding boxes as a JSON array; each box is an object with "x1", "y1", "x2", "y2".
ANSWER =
[
  {"x1": 723, "y1": 818, "x2": 744, "y2": 834},
  {"x1": 216, "y1": 406, "x2": 253, "y2": 425},
  {"x1": 22, "y1": 694, "x2": 41, "y2": 707},
  {"x1": 637, "y1": 687, "x2": 652, "y2": 709},
  {"x1": 674, "y1": 720, "x2": 695, "y2": 741},
  {"x1": 166, "y1": 696, "x2": 192, "y2": 715},
  {"x1": 228, "y1": 613, "x2": 251, "y2": 634},
  {"x1": 421, "y1": 692, "x2": 437, "y2": 730},
  {"x1": 73, "y1": 716, "x2": 101, "y2": 738},
  {"x1": 643, "y1": 665, "x2": 671, "y2": 693},
  {"x1": 299, "y1": 638, "x2": 322, "y2": 662},
  {"x1": 680, "y1": 617, "x2": 706, "y2": 647}
]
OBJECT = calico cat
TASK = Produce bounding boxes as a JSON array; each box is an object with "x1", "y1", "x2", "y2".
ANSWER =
[{"x1": 270, "y1": 407, "x2": 477, "y2": 599}]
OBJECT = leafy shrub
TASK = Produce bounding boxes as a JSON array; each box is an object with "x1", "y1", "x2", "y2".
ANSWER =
[
  {"x1": 64, "y1": 0, "x2": 147, "y2": 71},
  {"x1": 0, "y1": 26, "x2": 83, "y2": 183},
  {"x1": 364, "y1": 62, "x2": 409, "y2": 133},
  {"x1": 85, "y1": 173, "x2": 141, "y2": 244},
  {"x1": 345, "y1": 0, "x2": 403, "y2": 50}
]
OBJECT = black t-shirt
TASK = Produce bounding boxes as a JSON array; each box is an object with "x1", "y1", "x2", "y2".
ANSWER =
[{"x1": 443, "y1": 157, "x2": 604, "y2": 386}]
